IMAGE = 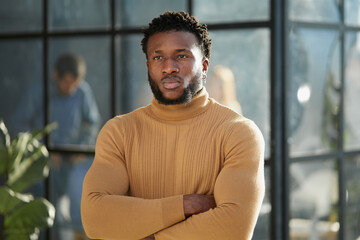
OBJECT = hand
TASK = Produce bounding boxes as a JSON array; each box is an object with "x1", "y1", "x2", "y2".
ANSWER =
[
  {"x1": 51, "y1": 153, "x2": 62, "y2": 168},
  {"x1": 141, "y1": 234, "x2": 155, "y2": 240},
  {"x1": 183, "y1": 194, "x2": 216, "y2": 218},
  {"x1": 70, "y1": 153, "x2": 86, "y2": 163}
]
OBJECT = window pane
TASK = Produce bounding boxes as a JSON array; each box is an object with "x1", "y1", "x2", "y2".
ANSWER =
[
  {"x1": 288, "y1": 28, "x2": 341, "y2": 157},
  {"x1": 344, "y1": 155, "x2": 360, "y2": 240},
  {"x1": 49, "y1": 0, "x2": 110, "y2": 30},
  {"x1": 193, "y1": 0, "x2": 269, "y2": 23},
  {"x1": 289, "y1": 0, "x2": 340, "y2": 23},
  {"x1": 0, "y1": 39, "x2": 43, "y2": 137},
  {"x1": 253, "y1": 166, "x2": 271, "y2": 240},
  {"x1": 49, "y1": 153, "x2": 93, "y2": 239},
  {"x1": 344, "y1": 32, "x2": 360, "y2": 151},
  {"x1": 0, "y1": 0, "x2": 42, "y2": 33},
  {"x1": 116, "y1": 0, "x2": 187, "y2": 27},
  {"x1": 208, "y1": 29, "x2": 270, "y2": 158},
  {"x1": 116, "y1": 34, "x2": 151, "y2": 114},
  {"x1": 290, "y1": 160, "x2": 339, "y2": 239},
  {"x1": 48, "y1": 37, "x2": 111, "y2": 148},
  {"x1": 345, "y1": 0, "x2": 360, "y2": 25}
]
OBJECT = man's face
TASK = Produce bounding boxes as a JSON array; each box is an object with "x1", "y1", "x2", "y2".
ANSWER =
[
  {"x1": 146, "y1": 31, "x2": 209, "y2": 105},
  {"x1": 53, "y1": 72, "x2": 81, "y2": 96}
]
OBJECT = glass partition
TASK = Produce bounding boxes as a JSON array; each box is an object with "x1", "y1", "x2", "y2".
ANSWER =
[
  {"x1": 253, "y1": 166, "x2": 271, "y2": 240},
  {"x1": 344, "y1": 32, "x2": 360, "y2": 151},
  {"x1": 344, "y1": 155, "x2": 360, "y2": 240},
  {"x1": 49, "y1": 0, "x2": 110, "y2": 30},
  {"x1": 289, "y1": 159, "x2": 339, "y2": 240},
  {"x1": 116, "y1": 34, "x2": 151, "y2": 114},
  {"x1": 289, "y1": 0, "x2": 340, "y2": 23},
  {"x1": 209, "y1": 29, "x2": 270, "y2": 158},
  {"x1": 0, "y1": 39, "x2": 43, "y2": 137},
  {"x1": 48, "y1": 37, "x2": 111, "y2": 148},
  {"x1": 0, "y1": 0, "x2": 42, "y2": 33},
  {"x1": 193, "y1": 0, "x2": 269, "y2": 23},
  {"x1": 288, "y1": 28, "x2": 340, "y2": 157},
  {"x1": 49, "y1": 153, "x2": 94, "y2": 240},
  {"x1": 116, "y1": 0, "x2": 186, "y2": 27},
  {"x1": 345, "y1": 0, "x2": 360, "y2": 26}
]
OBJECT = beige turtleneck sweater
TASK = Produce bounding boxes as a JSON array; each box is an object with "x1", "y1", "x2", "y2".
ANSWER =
[{"x1": 81, "y1": 88, "x2": 265, "y2": 240}]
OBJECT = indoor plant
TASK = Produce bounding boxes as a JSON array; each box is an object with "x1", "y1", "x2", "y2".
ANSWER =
[{"x1": 0, "y1": 119, "x2": 56, "y2": 240}]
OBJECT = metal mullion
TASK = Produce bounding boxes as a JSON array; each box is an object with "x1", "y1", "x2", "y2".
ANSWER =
[
  {"x1": 289, "y1": 152, "x2": 343, "y2": 163},
  {"x1": 118, "y1": 1, "x2": 131, "y2": 114},
  {"x1": 111, "y1": 0, "x2": 116, "y2": 117},
  {"x1": 0, "y1": 29, "x2": 144, "y2": 40},
  {"x1": 48, "y1": 29, "x2": 112, "y2": 36},
  {"x1": 43, "y1": 1, "x2": 49, "y2": 140},
  {"x1": 52, "y1": 28, "x2": 142, "y2": 36},
  {"x1": 344, "y1": 149, "x2": 360, "y2": 157},
  {"x1": 290, "y1": 20, "x2": 342, "y2": 30},
  {"x1": 187, "y1": 0, "x2": 192, "y2": 15},
  {"x1": 270, "y1": 0, "x2": 287, "y2": 239},
  {"x1": 345, "y1": 24, "x2": 360, "y2": 31},
  {"x1": 42, "y1": 1, "x2": 51, "y2": 239},
  {"x1": 42, "y1": 0, "x2": 49, "y2": 170},
  {"x1": 47, "y1": 146, "x2": 96, "y2": 155},
  {"x1": 0, "y1": 29, "x2": 143, "y2": 39},
  {"x1": 338, "y1": 0, "x2": 346, "y2": 238},
  {"x1": 207, "y1": 21, "x2": 270, "y2": 31},
  {"x1": 0, "y1": 32, "x2": 43, "y2": 39}
]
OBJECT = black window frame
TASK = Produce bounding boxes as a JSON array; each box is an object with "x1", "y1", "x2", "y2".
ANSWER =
[{"x1": 2, "y1": 0, "x2": 360, "y2": 239}]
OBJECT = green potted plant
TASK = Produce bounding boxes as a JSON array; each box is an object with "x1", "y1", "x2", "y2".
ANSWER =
[{"x1": 0, "y1": 119, "x2": 56, "y2": 240}]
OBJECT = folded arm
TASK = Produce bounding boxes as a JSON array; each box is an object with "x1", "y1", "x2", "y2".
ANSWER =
[
  {"x1": 81, "y1": 119, "x2": 185, "y2": 240},
  {"x1": 141, "y1": 194, "x2": 216, "y2": 240},
  {"x1": 154, "y1": 120, "x2": 265, "y2": 240}
]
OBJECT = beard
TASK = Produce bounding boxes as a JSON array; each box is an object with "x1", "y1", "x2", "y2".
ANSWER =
[{"x1": 147, "y1": 72, "x2": 202, "y2": 105}]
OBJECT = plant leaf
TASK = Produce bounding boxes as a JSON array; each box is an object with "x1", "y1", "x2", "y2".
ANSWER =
[
  {"x1": 0, "y1": 119, "x2": 11, "y2": 148},
  {"x1": 0, "y1": 146, "x2": 9, "y2": 174},
  {"x1": 8, "y1": 133, "x2": 32, "y2": 173},
  {"x1": 5, "y1": 198, "x2": 55, "y2": 233},
  {"x1": 32, "y1": 122, "x2": 58, "y2": 141},
  {"x1": 0, "y1": 120, "x2": 11, "y2": 174},
  {"x1": 7, "y1": 147, "x2": 50, "y2": 192},
  {"x1": 0, "y1": 186, "x2": 33, "y2": 214},
  {"x1": 4, "y1": 227, "x2": 40, "y2": 240}
]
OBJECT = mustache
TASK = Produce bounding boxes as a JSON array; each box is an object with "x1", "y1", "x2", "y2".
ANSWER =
[{"x1": 161, "y1": 74, "x2": 183, "y2": 81}]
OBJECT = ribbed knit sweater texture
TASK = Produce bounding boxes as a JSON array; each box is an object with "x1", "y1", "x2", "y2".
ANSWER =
[{"x1": 81, "y1": 88, "x2": 265, "y2": 240}]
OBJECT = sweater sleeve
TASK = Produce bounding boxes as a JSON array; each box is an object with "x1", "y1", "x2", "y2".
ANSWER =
[
  {"x1": 81, "y1": 118, "x2": 185, "y2": 240},
  {"x1": 154, "y1": 120, "x2": 265, "y2": 240}
]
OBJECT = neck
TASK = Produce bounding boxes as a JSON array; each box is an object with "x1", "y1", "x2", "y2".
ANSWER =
[{"x1": 149, "y1": 87, "x2": 211, "y2": 121}]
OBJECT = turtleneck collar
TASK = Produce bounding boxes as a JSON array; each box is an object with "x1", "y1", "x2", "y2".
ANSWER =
[{"x1": 149, "y1": 88, "x2": 211, "y2": 121}]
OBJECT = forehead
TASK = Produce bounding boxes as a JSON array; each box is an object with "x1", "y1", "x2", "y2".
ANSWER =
[{"x1": 147, "y1": 31, "x2": 200, "y2": 53}]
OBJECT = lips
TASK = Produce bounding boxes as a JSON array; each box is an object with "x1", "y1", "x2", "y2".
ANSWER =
[{"x1": 161, "y1": 76, "x2": 182, "y2": 90}]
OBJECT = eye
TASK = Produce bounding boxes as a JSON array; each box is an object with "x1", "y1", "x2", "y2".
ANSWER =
[
  {"x1": 177, "y1": 55, "x2": 187, "y2": 59},
  {"x1": 153, "y1": 56, "x2": 162, "y2": 60}
]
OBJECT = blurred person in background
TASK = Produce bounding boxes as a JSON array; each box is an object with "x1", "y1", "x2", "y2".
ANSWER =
[
  {"x1": 12, "y1": 53, "x2": 101, "y2": 240},
  {"x1": 207, "y1": 64, "x2": 242, "y2": 114}
]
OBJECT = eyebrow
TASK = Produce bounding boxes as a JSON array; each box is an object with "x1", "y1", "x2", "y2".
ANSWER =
[{"x1": 151, "y1": 48, "x2": 190, "y2": 55}]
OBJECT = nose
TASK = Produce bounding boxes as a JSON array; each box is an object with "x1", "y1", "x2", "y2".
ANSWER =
[{"x1": 162, "y1": 57, "x2": 179, "y2": 74}]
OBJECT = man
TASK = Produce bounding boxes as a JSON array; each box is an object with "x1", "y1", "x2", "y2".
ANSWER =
[{"x1": 81, "y1": 11, "x2": 264, "y2": 240}]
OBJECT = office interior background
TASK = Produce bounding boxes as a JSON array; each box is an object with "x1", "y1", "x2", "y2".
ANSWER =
[{"x1": 0, "y1": 0, "x2": 360, "y2": 239}]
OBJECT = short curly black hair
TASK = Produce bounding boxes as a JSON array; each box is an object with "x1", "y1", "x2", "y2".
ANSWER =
[{"x1": 141, "y1": 11, "x2": 212, "y2": 59}]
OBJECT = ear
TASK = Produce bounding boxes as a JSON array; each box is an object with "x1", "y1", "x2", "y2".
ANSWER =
[{"x1": 202, "y1": 58, "x2": 209, "y2": 75}]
